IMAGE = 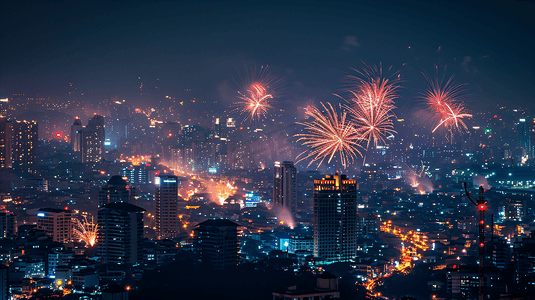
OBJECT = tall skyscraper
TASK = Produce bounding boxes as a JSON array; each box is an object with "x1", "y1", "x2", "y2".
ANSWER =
[
  {"x1": 518, "y1": 118, "x2": 530, "y2": 157},
  {"x1": 97, "y1": 202, "x2": 145, "y2": 265},
  {"x1": 98, "y1": 175, "x2": 134, "y2": 208},
  {"x1": 12, "y1": 119, "x2": 38, "y2": 173},
  {"x1": 0, "y1": 264, "x2": 7, "y2": 300},
  {"x1": 70, "y1": 117, "x2": 83, "y2": 153},
  {"x1": 0, "y1": 118, "x2": 38, "y2": 173},
  {"x1": 37, "y1": 208, "x2": 72, "y2": 244},
  {"x1": 530, "y1": 118, "x2": 535, "y2": 159},
  {"x1": 155, "y1": 175, "x2": 179, "y2": 240},
  {"x1": 81, "y1": 115, "x2": 105, "y2": 163},
  {"x1": 313, "y1": 174, "x2": 358, "y2": 263},
  {"x1": 108, "y1": 98, "x2": 130, "y2": 149},
  {"x1": 0, "y1": 211, "x2": 16, "y2": 239},
  {"x1": 194, "y1": 219, "x2": 240, "y2": 269},
  {"x1": 273, "y1": 161, "x2": 297, "y2": 214},
  {"x1": 0, "y1": 118, "x2": 11, "y2": 169}
]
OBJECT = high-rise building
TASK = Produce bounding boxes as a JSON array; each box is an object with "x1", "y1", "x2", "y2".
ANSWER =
[
  {"x1": 0, "y1": 212, "x2": 16, "y2": 239},
  {"x1": 70, "y1": 117, "x2": 83, "y2": 153},
  {"x1": 108, "y1": 98, "x2": 130, "y2": 149},
  {"x1": 122, "y1": 163, "x2": 156, "y2": 185},
  {"x1": 97, "y1": 202, "x2": 145, "y2": 265},
  {"x1": 81, "y1": 115, "x2": 105, "y2": 163},
  {"x1": 0, "y1": 265, "x2": 7, "y2": 300},
  {"x1": 98, "y1": 175, "x2": 134, "y2": 208},
  {"x1": 514, "y1": 233, "x2": 535, "y2": 292},
  {"x1": 313, "y1": 174, "x2": 358, "y2": 264},
  {"x1": 0, "y1": 119, "x2": 11, "y2": 169},
  {"x1": 358, "y1": 213, "x2": 378, "y2": 238},
  {"x1": 273, "y1": 161, "x2": 297, "y2": 214},
  {"x1": 155, "y1": 175, "x2": 179, "y2": 240},
  {"x1": 518, "y1": 118, "x2": 530, "y2": 157},
  {"x1": 0, "y1": 118, "x2": 39, "y2": 173},
  {"x1": 194, "y1": 219, "x2": 240, "y2": 269},
  {"x1": 530, "y1": 118, "x2": 535, "y2": 159},
  {"x1": 37, "y1": 208, "x2": 72, "y2": 244},
  {"x1": 12, "y1": 119, "x2": 38, "y2": 173}
]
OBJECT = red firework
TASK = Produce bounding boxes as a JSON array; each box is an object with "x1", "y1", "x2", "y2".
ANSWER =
[
  {"x1": 344, "y1": 65, "x2": 400, "y2": 148},
  {"x1": 236, "y1": 83, "x2": 273, "y2": 121},
  {"x1": 232, "y1": 64, "x2": 282, "y2": 122},
  {"x1": 424, "y1": 75, "x2": 472, "y2": 136}
]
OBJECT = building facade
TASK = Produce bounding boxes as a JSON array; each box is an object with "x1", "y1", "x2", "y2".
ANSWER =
[
  {"x1": 37, "y1": 208, "x2": 72, "y2": 244},
  {"x1": 273, "y1": 161, "x2": 297, "y2": 214},
  {"x1": 0, "y1": 119, "x2": 11, "y2": 169},
  {"x1": 98, "y1": 175, "x2": 134, "y2": 208},
  {"x1": 194, "y1": 219, "x2": 240, "y2": 269},
  {"x1": 313, "y1": 174, "x2": 358, "y2": 263},
  {"x1": 81, "y1": 115, "x2": 105, "y2": 163},
  {"x1": 0, "y1": 265, "x2": 7, "y2": 300},
  {"x1": 70, "y1": 117, "x2": 83, "y2": 153},
  {"x1": 0, "y1": 117, "x2": 38, "y2": 173},
  {"x1": 0, "y1": 211, "x2": 16, "y2": 239},
  {"x1": 97, "y1": 202, "x2": 145, "y2": 265},
  {"x1": 155, "y1": 175, "x2": 179, "y2": 240},
  {"x1": 12, "y1": 119, "x2": 38, "y2": 173}
]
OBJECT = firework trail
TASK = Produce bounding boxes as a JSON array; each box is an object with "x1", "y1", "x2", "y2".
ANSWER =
[
  {"x1": 424, "y1": 74, "x2": 472, "y2": 137},
  {"x1": 343, "y1": 65, "x2": 400, "y2": 149},
  {"x1": 73, "y1": 215, "x2": 98, "y2": 247},
  {"x1": 296, "y1": 102, "x2": 363, "y2": 168}
]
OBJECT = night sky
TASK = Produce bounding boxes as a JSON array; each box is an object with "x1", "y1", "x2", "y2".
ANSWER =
[{"x1": 2, "y1": 0, "x2": 534, "y2": 111}]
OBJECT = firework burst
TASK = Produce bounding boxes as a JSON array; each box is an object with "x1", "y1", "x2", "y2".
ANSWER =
[
  {"x1": 232, "y1": 64, "x2": 282, "y2": 122},
  {"x1": 296, "y1": 102, "x2": 363, "y2": 168},
  {"x1": 236, "y1": 83, "x2": 274, "y2": 121},
  {"x1": 73, "y1": 215, "x2": 98, "y2": 247},
  {"x1": 343, "y1": 65, "x2": 400, "y2": 148},
  {"x1": 424, "y1": 74, "x2": 472, "y2": 137}
]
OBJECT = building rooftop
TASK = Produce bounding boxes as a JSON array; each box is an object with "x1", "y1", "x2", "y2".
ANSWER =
[
  {"x1": 197, "y1": 219, "x2": 240, "y2": 227},
  {"x1": 101, "y1": 202, "x2": 145, "y2": 212},
  {"x1": 107, "y1": 175, "x2": 128, "y2": 186},
  {"x1": 317, "y1": 271, "x2": 337, "y2": 279},
  {"x1": 38, "y1": 208, "x2": 70, "y2": 213}
]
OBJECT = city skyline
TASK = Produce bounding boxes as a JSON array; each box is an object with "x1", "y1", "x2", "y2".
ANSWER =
[{"x1": 0, "y1": 1, "x2": 534, "y2": 299}]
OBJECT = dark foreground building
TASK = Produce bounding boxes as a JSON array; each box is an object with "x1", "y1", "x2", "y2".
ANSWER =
[
  {"x1": 97, "y1": 202, "x2": 145, "y2": 265},
  {"x1": 194, "y1": 219, "x2": 240, "y2": 269},
  {"x1": 272, "y1": 272, "x2": 340, "y2": 300}
]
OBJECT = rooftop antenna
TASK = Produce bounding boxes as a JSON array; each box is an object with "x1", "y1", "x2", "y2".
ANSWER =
[{"x1": 464, "y1": 182, "x2": 486, "y2": 300}]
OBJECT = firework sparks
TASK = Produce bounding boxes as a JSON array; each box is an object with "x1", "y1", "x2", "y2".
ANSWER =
[
  {"x1": 424, "y1": 75, "x2": 472, "y2": 136},
  {"x1": 236, "y1": 83, "x2": 273, "y2": 121},
  {"x1": 405, "y1": 162, "x2": 433, "y2": 194},
  {"x1": 344, "y1": 65, "x2": 400, "y2": 148},
  {"x1": 154, "y1": 159, "x2": 237, "y2": 205},
  {"x1": 73, "y1": 215, "x2": 98, "y2": 247},
  {"x1": 297, "y1": 102, "x2": 363, "y2": 168},
  {"x1": 232, "y1": 64, "x2": 281, "y2": 122},
  {"x1": 206, "y1": 179, "x2": 237, "y2": 205}
]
